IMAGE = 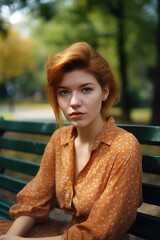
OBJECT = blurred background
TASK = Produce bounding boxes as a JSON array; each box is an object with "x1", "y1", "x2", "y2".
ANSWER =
[
  {"x1": 0, "y1": 0, "x2": 160, "y2": 125},
  {"x1": 0, "y1": 2, "x2": 160, "y2": 235}
]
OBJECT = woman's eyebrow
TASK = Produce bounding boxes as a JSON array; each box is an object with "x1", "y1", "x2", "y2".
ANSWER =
[
  {"x1": 58, "y1": 82, "x2": 94, "y2": 89},
  {"x1": 57, "y1": 86, "x2": 69, "y2": 89},
  {"x1": 80, "y1": 82, "x2": 94, "y2": 87}
]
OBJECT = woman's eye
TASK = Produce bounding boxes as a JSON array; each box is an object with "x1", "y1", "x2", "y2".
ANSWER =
[
  {"x1": 82, "y1": 87, "x2": 93, "y2": 93},
  {"x1": 58, "y1": 89, "x2": 69, "y2": 96}
]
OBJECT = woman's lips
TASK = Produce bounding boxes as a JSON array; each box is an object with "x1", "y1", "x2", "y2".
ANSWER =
[{"x1": 69, "y1": 112, "x2": 84, "y2": 120}]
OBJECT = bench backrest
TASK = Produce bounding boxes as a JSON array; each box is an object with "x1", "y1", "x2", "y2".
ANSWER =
[
  {"x1": 118, "y1": 124, "x2": 160, "y2": 239},
  {"x1": 0, "y1": 119, "x2": 160, "y2": 239},
  {"x1": 0, "y1": 119, "x2": 57, "y2": 193}
]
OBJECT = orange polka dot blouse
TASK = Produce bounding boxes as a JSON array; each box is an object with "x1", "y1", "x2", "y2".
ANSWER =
[{"x1": 9, "y1": 117, "x2": 142, "y2": 239}]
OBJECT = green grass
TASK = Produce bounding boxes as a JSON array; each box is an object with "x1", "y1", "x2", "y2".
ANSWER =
[
  {"x1": 0, "y1": 111, "x2": 16, "y2": 119},
  {"x1": 130, "y1": 108, "x2": 152, "y2": 124},
  {"x1": 109, "y1": 107, "x2": 151, "y2": 124}
]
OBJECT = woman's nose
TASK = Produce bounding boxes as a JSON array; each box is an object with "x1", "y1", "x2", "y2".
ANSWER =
[{"x1": 70, "y1": 94, "x2": 81, "y2": 108}]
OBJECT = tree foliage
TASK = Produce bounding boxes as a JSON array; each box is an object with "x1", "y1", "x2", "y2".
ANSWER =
[
  {"x1": 0, "y1": 0, "x2": 159, "y2": 123},
  {"x1": 0, "y1": 26, "x2": 35, "y2": 82}
]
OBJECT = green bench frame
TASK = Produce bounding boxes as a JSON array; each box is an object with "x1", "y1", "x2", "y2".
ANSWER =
[{"x1": 0, "y1": 118, "x2": 160, "y2": 239}]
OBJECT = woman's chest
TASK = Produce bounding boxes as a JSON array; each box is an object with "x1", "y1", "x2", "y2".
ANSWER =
[
  {"x1": 74, "y1": 142, "x2": 91, "y2": 179},
  {"x1": 54, "y1": 143, "x2": 115, "y2": 214}
]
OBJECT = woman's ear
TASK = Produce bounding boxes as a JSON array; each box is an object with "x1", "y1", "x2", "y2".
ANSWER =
[{"x1": 102, "y1": 84, "x2": 110, "y2": 101}]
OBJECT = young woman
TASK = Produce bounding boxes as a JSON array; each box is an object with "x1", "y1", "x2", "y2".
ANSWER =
[{"x1": 0, "y1": 42, "x2": 142, "y2": 240}]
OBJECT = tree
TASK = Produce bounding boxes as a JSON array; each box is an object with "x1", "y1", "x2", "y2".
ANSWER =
[
  {"x1": 0, "y1": 0, "x2": 57, "y2": 38},
  {"x1": 0, "y1": 27, "x2": 34, "y2": 83},
  {"x1": 151, "y1": 0, "x2": 160, "y2": 125},
  {"x1": 1, "y1": 0, "x2": 159, "y2": 124}
]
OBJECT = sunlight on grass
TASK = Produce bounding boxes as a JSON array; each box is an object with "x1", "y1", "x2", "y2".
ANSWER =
[
  {"x1": 109, "y1": 107, "x2": 151, "y2": 124},
  {"x1": 0, "y1": 111, "x2": 15, "y2": 119},
  {"x1": 109, "y1": 107, "x2": 123, "y2": 117},
  {"x1": 130, "y1": 108, "x2": 151, "y2": 124}
]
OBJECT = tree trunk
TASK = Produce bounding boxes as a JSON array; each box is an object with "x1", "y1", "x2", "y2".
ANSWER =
[
  {"x1": 151, "y1": 0, "x2": 160, "y2": 125},
  {"x1": 116, "y1": 0, "x2": 131, "y2": 120}
]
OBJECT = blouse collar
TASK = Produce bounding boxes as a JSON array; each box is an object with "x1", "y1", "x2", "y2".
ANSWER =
[{"x1": 60, "y1": 116, "x2": 117, "y2": 149}]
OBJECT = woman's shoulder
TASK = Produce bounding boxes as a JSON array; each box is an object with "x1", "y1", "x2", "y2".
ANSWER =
[
  {"x1": 50, "y1": 124, "x2": 73, "y2": 143},
  {"x1": 54, "y1": 124, "x2": 73, "y2": 135},
  {"x1": 103, "y1": 117, "x2": 140, "y2": 147},
  {"x1": 113, "y1": 125, "x2": 141, "y2": 152},
  {"x1": 116, "y1": 125, "x2": 139, "y2": 142}
]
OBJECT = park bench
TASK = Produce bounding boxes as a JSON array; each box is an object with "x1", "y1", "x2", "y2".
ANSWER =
[{"x1": 0, "y1": 118, "x2": 160, "y2": 240}]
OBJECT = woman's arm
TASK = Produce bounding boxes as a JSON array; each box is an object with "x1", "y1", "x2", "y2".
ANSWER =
[
  {"x1": 1, "y1": 216, "x2": 62, "y2": 240},
  {"x1": 0, "y1": 216, "x2": 62, "y2": 240},
  {"x1": 6, "y1": 216, "x2": 35, "y2": 236},
  {"x1": 9, "y1": 133, "x2": 57, "y2": 223}
]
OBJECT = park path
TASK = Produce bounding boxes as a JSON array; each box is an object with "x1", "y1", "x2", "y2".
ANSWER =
[
  {"x1": 13, "y1": 107, "x2": 55, "y2": 121},
  {"x1": 0, "y1": 104, "x2": 55, "y2": 121}
]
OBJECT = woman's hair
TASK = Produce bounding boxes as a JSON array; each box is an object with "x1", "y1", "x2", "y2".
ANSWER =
[{"x1": 45, "y1": 42, "x2": 119, "y2": 124}]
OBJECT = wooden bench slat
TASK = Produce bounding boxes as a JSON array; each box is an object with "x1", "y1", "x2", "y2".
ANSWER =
[
  {"x1": 0, "y1": 196, "x2": 13, "y2": 220},
  {"x1": 142, "y1": 183, "x2": 160, "y2": 206},
  {"x1": 0, "y1": 137, "x2": 46, "y2": 155},
  {"x1": 118, "y1": 124, "x2": 160, "y2": 145},
  {"x1": 0, "y1": 175, "x2": 27, "y2": 193},
  {"x1": 0, "y1": 197, "x2": 13, "y2": 209},
  {"x1": 143, "y1": 154, "x2": 160, "y2": 175},
  {"x1": 0, "y1": 120, "x2": 57, "y2": 135},
  {"x1": 129, "y1": 212, "x2": 160, "y2": 240},
  {"x1": 0, "y1": 156, "x2": 39, "y2": 176},
  {"x1": 0, "y1": 206, "x2": 11, "y2": 218},
  {"x1": 0, "y1": 210, "x2": 11, "y2": 220}
]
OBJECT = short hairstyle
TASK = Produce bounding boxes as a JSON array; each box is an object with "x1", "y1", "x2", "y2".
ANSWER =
[{"x1": 45, "y1": 42, "x2": 119, "y2": 124}]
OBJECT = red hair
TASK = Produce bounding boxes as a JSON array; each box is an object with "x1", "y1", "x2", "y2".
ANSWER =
[{"x1": 45, "y1": 42, "x2": 119, "y2": 124}]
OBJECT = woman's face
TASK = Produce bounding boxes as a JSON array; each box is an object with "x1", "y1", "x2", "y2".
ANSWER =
[{"x1": 57, "y1": 69, "x2": 109, "y2": 128}]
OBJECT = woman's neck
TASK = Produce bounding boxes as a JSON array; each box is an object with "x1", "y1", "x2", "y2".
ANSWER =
[{"x1": 75, "y1": 116, "x2": 105, "y2": 145}]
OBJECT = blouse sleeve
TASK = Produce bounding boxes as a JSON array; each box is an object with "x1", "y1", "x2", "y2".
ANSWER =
[
  {"x1": 9, "y1": 132, "x2": 57, "y2": 223},
  {"x1": 63, "y1": 134, "x2": 142, "y2": 240}
]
